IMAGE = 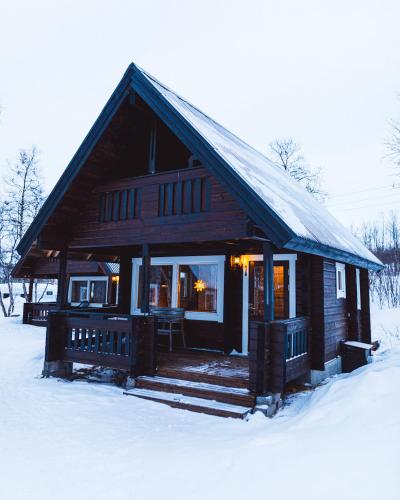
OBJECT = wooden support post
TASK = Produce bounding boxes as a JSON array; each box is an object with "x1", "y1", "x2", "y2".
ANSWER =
[
  {"x1": 27, "y1": 278, "x2": 34, "y2": 303},
  {"x1": 360, "y1": 269, "x2": 371, "y2": 344},
  {"x1": 346, "y1": 266, "x2": 361, "y2": 341},
  {"x1": 56, "y1": 250, "x2": 68, "y2": 308},
  {"x1": 141, "y1": 244, "x2": 151, "y2": 314},
  {"x1": 118, "y1": 255, "x2": 133, "y2": 314},
  {"x1": 263, "y1": 242, "x2": 274, "y2": 322}
]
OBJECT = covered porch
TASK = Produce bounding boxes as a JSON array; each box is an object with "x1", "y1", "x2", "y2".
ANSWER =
[{"x1": 42, "y1": 238, "x2": 311, "y2": 409}]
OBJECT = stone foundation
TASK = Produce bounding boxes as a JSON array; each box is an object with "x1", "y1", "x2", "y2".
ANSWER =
[
  {"x1": 42, "y1": 360, "x2": 73, "y2": 378},
  {"x1": 309, "y1": 356, "x2": 342, "y2": 386}
]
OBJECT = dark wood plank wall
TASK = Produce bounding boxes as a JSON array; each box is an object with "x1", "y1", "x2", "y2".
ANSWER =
[
  {"x1": 32, "y1": 258, "x2": 105, "y2": 277},
  {"x1": 309, "y1": 256, "x2": 325, "y2": 370},
  {"x1": 67, "y1": 167, "x2": 249, "y2": 249},
  {"x1": 323, "y1": 259, "x2": 348, "y2": 362}
]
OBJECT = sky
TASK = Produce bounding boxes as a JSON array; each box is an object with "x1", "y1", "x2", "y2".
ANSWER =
[{"x1": 1, "y1": 0, "x2": 400, "y2": 229}]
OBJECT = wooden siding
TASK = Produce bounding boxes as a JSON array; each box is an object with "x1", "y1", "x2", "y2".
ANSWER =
[
  {"x1": 67, "y1": 167, "x2": 249, "y2": 249},
  {"x1": 323, "y1": 259, "x2": 348, "y2": 362},
  {"x1": 31, "y1": 258, "x2": 106, "y2": 277}
]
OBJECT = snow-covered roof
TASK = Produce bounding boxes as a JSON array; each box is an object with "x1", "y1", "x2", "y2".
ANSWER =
[{"x1": 140, "y1": 68, "x2": 382, "y2": 268}]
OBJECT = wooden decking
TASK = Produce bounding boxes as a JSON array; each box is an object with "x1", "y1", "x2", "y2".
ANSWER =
[
  {"x1": 157, "y1": 349, "x2": 249, "y2": 389},
  {"x1": 125, "y1": 349, "x2": 253, "y2": 418}
]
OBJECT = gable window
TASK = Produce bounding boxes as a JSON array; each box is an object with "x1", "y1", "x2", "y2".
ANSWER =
[
  {"x1": 356, "y1": 268, "x2": 361, "y2": 310},
  {"x1": 336, "y1": 262, "x2": 346, "y2": 299},
  {"x1": 69, "y1": 276, "x2": 108, "y2": 306},
  {"x1": 131, "y1": 256, "x2": 225, "y2": 322}
]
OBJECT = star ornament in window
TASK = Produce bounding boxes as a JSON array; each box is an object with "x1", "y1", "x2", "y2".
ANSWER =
[{"x1": 194, "y1": 279, "x2": 206, "y2": 292}]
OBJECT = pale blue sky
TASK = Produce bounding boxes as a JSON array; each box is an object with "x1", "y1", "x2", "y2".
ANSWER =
[{"x1": 1, "y1": 0, "x2": 399, "y2": 227}]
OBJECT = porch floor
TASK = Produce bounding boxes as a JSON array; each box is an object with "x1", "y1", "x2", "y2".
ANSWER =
[{"x1": 157, "y1": 350, "x2": 249, "y2": 389}]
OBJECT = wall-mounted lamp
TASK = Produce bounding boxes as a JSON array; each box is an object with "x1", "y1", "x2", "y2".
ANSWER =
[
  {"x1": 230, "y1": 255, "x2": 248, "y2": 271},
  {"x1": 112, "y1": 275, "x2": 120, "y2": 283}
]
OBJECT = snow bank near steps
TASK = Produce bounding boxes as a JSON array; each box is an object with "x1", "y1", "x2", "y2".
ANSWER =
[{"x1": 0, "y1": 309, "x2": 399, "y2": 500}]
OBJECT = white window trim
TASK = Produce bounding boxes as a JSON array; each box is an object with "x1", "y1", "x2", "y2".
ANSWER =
[
  {"x1": 131, "y1": 255, "x2": 225, "y2": 322},
  {"x1": 241, "y1": 254, "x2": 297, "y2": 355},
  {"x1": 336, "y1": 262, "x2": 346, "y2": 299},
  {"x1": 68, "y1": 276, "x2": 109, "y2": 307},
  {"x1": 356, "y1": 268, "x2": 361, "y2": 310}
]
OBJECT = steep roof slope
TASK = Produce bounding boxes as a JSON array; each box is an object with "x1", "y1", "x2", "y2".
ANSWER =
[
  {"x1": 16, "y1": 63, "x2": 382, "y2": 270},
  {"x1": 139, "y1": 68, "x2": 381, "y2": 268}
]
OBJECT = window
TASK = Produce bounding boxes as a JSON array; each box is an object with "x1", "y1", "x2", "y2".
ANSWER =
[
  {"x1": 69, "y1": 277, "x2": 108, "y2": 306},
  {"x1": 131, "y1": 256, "x2": 225, "y2": 322},
  {"x1": 336, "y1": 262, "x2": 346, "y2": 299},
  {"x1": 137, "y1": 265, "x2": 173, "y2": 309},
  {"x1": 178, "y1": 264, "x2": 217, "y2": 312},
  {"x1": 356, "y1": 268, "x2": 361, "y2": 310}
]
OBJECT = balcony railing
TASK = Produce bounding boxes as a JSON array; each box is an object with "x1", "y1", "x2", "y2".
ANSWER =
[
  {"x1": 44, "y1": 310, "x2": 156, "y2": 376},
  {"x1": 23, "y1": 302, "x2": 58, "y2": 326}
]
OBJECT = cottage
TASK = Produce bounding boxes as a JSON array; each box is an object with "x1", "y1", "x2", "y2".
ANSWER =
[
  {"x1": 13, "y1": 254, "x2": 119, "y2": 325},
  {"x1": 15, "y1": 64, "x2": 383, "y2": 417}
]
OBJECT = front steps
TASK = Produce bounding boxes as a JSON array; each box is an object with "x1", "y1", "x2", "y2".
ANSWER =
[{"x1": 124, "y1": 375, "x2": 256, "y2": 418}]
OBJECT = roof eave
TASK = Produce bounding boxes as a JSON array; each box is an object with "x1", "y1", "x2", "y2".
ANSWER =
[{"x1": 285, "y1": 236, "x2": 384, "y2": 271}]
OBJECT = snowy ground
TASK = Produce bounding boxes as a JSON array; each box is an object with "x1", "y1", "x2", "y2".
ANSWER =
[{"x1": 0, "y1": 305, "x2": 399, "y2": 500}]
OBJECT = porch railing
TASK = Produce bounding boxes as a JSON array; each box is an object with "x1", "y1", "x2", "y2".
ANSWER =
[
  {"x1": 249, "y1": 316, "x2": 310, "y2": 395},
  {"x1": 270, "y1": 316, "x2": 310, "y2": 393},
  {"x1": 23, "y1": 302, "x2": 58, "y2": 326},
  {"x1": 44, "y1": 310, "x2": 156, "y2": 376}
]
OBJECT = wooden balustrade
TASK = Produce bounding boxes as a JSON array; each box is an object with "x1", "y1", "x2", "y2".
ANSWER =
[
  {"x1": 249, "y1": 316, "x2": 310, "y2": 395},
  {"x1": 44, "y1": 310, "x2": 156, "y2": 376},
  {"x1": 270, "y1": 317, "x2": 310, "y2": 393},
  {"x1": 23, "y1": 302, "x2": 58, "y2": 326}
]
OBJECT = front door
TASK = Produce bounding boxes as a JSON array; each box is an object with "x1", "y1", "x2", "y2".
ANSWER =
[{"x1": 242, "y1": 255, "x2": 294, "y2": 354}]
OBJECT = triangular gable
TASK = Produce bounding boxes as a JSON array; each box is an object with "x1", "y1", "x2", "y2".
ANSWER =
[{"x1": 17, "y1": 63, "x2": 383, "y2": 270}]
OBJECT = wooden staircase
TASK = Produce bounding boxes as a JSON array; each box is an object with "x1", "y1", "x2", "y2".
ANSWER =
[{"x1": 124, "y1": 375, "x2": 256, "y2": 418}]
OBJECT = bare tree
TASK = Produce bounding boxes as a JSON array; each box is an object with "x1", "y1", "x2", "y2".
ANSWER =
[
  {"x1": 386, "y1": 102, "x2": 400, "y2": 172},
  {"x1": 0, "y1": 147, "x2": 44, "y2": 316},
  {"x1": 268, "y1": 138, "x2": 326, "y2": 200}
]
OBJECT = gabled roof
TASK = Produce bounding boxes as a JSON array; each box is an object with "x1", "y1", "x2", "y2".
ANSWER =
[{"x1": 17, "y1": 63, "x2": 383, "y2": 270}]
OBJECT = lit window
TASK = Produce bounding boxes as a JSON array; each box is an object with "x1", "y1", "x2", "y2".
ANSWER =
[
  {"x1": 132, "y1": 256, "x2": 225, "y2": 322},
  {"x1": 178, "y1": 264, "x2": 217, "y2": 313},
  {"x1": 336, "y1": 262, "x2": 346, "y2": 299}
]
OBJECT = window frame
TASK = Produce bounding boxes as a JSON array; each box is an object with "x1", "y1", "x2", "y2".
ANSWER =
[
  {"x1": 131, "y1": 255, "x2": 225, "y2": 322},
  {"x1": 68, "y1": 276, "x2": 109, "y2": 307},
  {"x1": 335, "y1": 262, "x2": 347, "y2": 299},
  {"x1": 356, "y1": 267, "x2": 361, "y2": 310}
]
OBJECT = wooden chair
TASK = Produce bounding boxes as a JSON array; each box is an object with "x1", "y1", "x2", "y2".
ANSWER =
[{"x1": 151, "y1": 307, "x2": 186, "y2": 352}]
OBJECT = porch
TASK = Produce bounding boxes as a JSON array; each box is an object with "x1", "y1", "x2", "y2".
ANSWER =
[{"x1": 43, "y1": 308, "x2": 310, "y2": 416}]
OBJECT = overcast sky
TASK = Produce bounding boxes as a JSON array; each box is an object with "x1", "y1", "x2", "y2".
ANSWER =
[{"x1": 1, "y1": 0, "x2": 400, "y2": 228}]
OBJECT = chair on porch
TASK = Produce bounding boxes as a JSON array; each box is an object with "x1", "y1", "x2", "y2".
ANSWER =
[{"x1": 151, "y1": 307, "x2": 186, "y2": 352}]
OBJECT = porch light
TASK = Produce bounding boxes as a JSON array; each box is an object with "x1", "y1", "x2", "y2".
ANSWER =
[
  {"x1": 230, "y1": 255, "x2": 248, "y2": 270},
  {"x1": 194, "y1": 279, "x2": 206, "y2": 292},
  {"x1": 112, "y1": 276, "x2": 119, "y2": 283}
]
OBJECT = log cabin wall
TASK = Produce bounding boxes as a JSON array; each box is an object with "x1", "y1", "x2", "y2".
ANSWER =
[
  {"x1": 33, "y1": 258, "x2": 105, "y2": 277},
  {"x1": 323, "y1": 259, "x2": 348, "y2": 362},
  {"x1": 67, "y1": 166, "x2": 250, "y2": 250}
]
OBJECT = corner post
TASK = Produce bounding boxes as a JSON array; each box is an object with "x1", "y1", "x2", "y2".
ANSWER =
[
  {"x1": 118, "y1": 254, "x2": 133, "y2": 314},
  {"x1": 360, "y1": 269, "x2": 371, "y2": 344},
  {"x1": 56, "y1": 250, "x2": 68, "y2": 308}
]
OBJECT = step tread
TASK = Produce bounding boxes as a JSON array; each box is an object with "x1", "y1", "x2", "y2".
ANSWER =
[
  {"x1": 137, "y1": 375, "x2": 250, "y2": 396},
  {"x1": 124, "y1": 387, "x2": 252, "y2": 415}
]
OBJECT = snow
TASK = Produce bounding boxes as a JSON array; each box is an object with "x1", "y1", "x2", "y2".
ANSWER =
[
  {"x1": 344, "y1": 340, "x2": 373, "y2": 349},
  {"x1": 139, "y1": 67, "x2": 381, "y2": 267},
  {"x1": 0, "y1": 305, "x2": 399, "y2": 500}
]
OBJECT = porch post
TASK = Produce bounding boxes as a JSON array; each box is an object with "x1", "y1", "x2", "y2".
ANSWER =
[
  {"x1": 56, "y1": 250, "x2": 68, "y2": 308},
  {"x1": 118, "y1": 254, "x2": 133, "y2": 314},
  {"x1": 360, "y1": 269, "x2": 371, "y2": 344},
  {"x1": 140, "y1": 244, "x2": 151, "y2": 314},
  {"x1": 263, "y1": 242, "x2": 274, "y2": 322},
  {"x1": 27, "y1": 278, "x2": 34, "y2": 303}
]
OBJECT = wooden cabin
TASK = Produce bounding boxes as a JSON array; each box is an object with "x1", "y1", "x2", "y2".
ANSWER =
[
  {"x1": 14, "y1": 64, "x2": 383, "y2": 417},
  {"x1": 13, "y1": 254, "x2": 119, "y2": 326}
]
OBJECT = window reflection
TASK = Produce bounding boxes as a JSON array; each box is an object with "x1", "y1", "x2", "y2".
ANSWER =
[
  {"x1": 138, "y1": 265, "x2": 173, "y2": 308},
  {"x1": 178, "y1": 264, "x2": 217, "y2": 312}
]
